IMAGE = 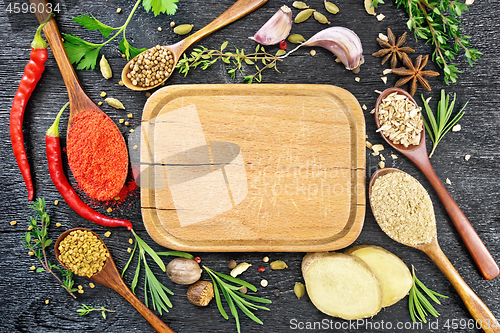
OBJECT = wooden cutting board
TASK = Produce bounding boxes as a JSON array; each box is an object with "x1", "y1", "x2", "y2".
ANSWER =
[{"x1": 140, "y1": 84, "x2": 365, "y2": 252}]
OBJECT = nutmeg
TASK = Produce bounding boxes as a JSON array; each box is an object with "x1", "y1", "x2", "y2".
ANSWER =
[
  {"x1": 187, "y1": 281, "x2": 214, "y2": 306},
  {"x1": 166, "y1": 258, "x2": 202, "y2": 285}
]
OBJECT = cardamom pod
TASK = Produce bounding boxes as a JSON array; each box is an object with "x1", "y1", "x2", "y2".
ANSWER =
[
  {"x1": 270, "y1": 260, "x2": 288, "y2": 270},
  {"x1": 275, "y1": 49, "x2": 287, "y2": 57},
  {"x1": 174, "y1": 24, "x2": 194, "y2": 35},
  {"x1": 288, "y1": 34, "x2": 306, "y2": 44},
  {"x1": 105, "y1": 97, "x2": 125, "y2": 110},
  {"x1": 324, "y1": 1, "x2": 339, "y2": 14},
  {"x1": 313, "y1": 11, "x2": 331, "y2": 24},
  {"x1": 99, "y1": 55, "x2": 112, "y2": 79},
  {"x1": 294, "y1": 9, "x2": 315, "y2": 23},
  {"x1": 230, "y1": 262, "x2": 252, "y2": 277},
  {"x1": 294, "y1": 282, "x2": 306, "y2": 299},
  {"x1": 292, "y1": 1, "x2": 309, "y2": 9}
]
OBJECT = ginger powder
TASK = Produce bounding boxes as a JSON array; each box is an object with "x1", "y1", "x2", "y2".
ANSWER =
[{"x1": 371, "y1": 172, "x2": 436, "y2": 246}]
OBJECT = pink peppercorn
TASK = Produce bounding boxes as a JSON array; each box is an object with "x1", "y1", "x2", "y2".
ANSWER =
[
  {"x1": 258, "y1": 266, "x2": 265, "y2": 272},
  {"x1": 279, "y1": 40, "x2": 287, "y2": 50},
  {"x1": 194, "y1": 257, "x2": 201, "y2": 263}
]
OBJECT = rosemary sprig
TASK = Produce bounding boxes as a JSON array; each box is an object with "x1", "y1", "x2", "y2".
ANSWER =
[
  {"x1": 204, "y1": 266, "x2": 271, "y2": 333},
  {"x1": 176, "y1": 42, "x2": 283, "y2": 83},
  {"x1": 20, "y1": 198, "x2": 77, "y2": 298},
  {"x1": 122, "y1": 229, "x2": 193, "y2": 314},
  {"x1": 394, "y1": 0, "x2": 482, "y2": 84},
  {"x1": 77, "y1": 303, "x2": 115, "y2": 319},
  {"x1": 421, "y1": 89, "x2": 467, "y2": 158},
  {"x1": 409, "y1": 266, "x2": 448, "y2": 322}
]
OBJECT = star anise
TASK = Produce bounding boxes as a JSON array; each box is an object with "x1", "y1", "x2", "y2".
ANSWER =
[
  {"x1": 372, "y1": 28, "x2": 415, "y2": 68},
  {"x1": 391, "y1": 53, "x2": 440, "y2": 96}
]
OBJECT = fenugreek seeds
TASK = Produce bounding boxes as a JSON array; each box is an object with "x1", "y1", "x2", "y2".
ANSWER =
[
  {"x1": 126, "y1": 45, "x2": 174, "y2": 87},
  {"x1": 378, "y1": 92, "x2": 423, "y2": 147},
  {"x1": 58, "y1": 230, "x2": 109, "y2": 277},
  {"x1": 370, "y1": 172, "x2": 436, "y2": 246}
]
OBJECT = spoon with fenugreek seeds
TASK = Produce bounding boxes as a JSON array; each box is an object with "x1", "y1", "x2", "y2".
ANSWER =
[
  {"x1": 374, "y1": 87, "x2": 499, "y2": 281},
  {"x1": 122, "y1": 0, "x2": 268, "y2": 91},
  {"x1": 30, "y1": 0, "x2": 128, "y2": 201},
  {"x1": 369, "y1": 168, "x2": 499, "y2": 333},
  {"x1": 55, "y1": 228, "x2": 175, "y2": 333}
]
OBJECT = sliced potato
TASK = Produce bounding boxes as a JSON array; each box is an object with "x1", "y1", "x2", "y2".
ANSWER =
[
  {"x1": 302, "y1": 252, "x2": 382, "y2": 320},
  {"x1": 345, "y1": 245, "x2": 412, "y2": 307}
]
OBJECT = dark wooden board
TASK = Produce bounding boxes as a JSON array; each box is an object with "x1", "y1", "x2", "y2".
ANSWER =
[{"x1": 0, "y1": 0, "x2": 499, "y2": 332}]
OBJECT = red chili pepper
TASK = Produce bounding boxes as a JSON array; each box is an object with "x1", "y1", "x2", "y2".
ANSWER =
[
  {"x1": 10, "y1": 14, "x2": 53, "y2": 201},
  {"x1": 46, "y1": 103, "x2": 133, "y2": 230}
]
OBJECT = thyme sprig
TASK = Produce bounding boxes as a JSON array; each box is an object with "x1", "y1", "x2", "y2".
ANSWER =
[
  {"x1": 394, "y1": 0, "x2": 482, "y2": 84},
  {"x1": 409, "y1": 265, "x2": 448, "y2": 322},
  {"x1": 421, "y1": 89, "x2": 467, "y2": 158},
  {"x1": 122, "y1": 229, "x2": 193, "y2": 314},
  {"x1": 77, "y1": 303, "x2": 115, "y2": 319},
  {"x1": 204, "y1": 266, "x2": 272, "y2": 333},
  {"x1": 176, "y1": 42, "x2": 283, "y2": 83},
  {"x1": 21, "y1": 198, "x2": 77, "y2": 298}
]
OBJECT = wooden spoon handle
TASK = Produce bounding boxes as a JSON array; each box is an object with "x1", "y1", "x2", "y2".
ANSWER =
[
  {"x1": 422, "y1": 240, "x2": 500, "y2": 333},
  {"x1": 411, "y1": 155, "x2": 499, "y2": 280},
  {"x1": 172, "y1": 0, "x2": 268, "y2": 57},
  {"x1": 29, "y1": 0, "x2": 89, "y2": 109},
  {"x1": 113, "y1": 281, "x2": 175, "y2": 333}
]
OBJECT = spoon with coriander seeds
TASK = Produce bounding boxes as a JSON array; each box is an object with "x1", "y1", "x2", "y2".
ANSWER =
[
  {"x1": 369, "y1": 168, "x2": 499, "y2": 333},
  {"x1": 54, "y1": 228, "x2": 175, "y2": 333},
  {"x1": 121, "y1": 0, "x2": 268, "y2": 91},
  {"x1": 374, "y1": 87, "x2": 499, "y2": 281}
]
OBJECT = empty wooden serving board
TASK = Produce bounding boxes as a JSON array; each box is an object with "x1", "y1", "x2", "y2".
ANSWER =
[{"x1": 140, "y1": 84, "x2": 365, "y2": 252}]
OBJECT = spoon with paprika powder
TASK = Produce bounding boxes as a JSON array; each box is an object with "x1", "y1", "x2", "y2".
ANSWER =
[
  {"x1": 54, "y1": 228, "x2": 175, "y2": 333},
  {"x1": 121, "y1": 0, "x2": 269, "y2": 91},
  {"x1": 374, "y1": 87, "x2": 499, "y2": 281},
  {"x1": 30, "y1": 0, "x2": 128, "y2": 201}
]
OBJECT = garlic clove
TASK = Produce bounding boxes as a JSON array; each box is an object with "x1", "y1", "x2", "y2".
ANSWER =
[
  {"x1": 302, "y1": 27, "x2": 363, "y2": 70},
  {"x1": 249, "y1": 5, "x2": 292, "y2": 46}
]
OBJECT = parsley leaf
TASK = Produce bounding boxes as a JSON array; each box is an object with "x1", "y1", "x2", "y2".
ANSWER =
[
  {"x1": 62, "y1": 33, "x2": 102, "y2": 69},
  {"x1": 119, "y1": 36, "x2": 147, "y2": 60},
  {"x1": 143, "y1": 0, "x2": 178, "y2": 16},
  {"x1": 72, "y1": 14, "x2": 118, "y2": 38}
]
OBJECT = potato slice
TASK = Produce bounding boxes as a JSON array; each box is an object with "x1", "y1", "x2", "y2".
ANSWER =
[
  {"x1": 302, "y1": 252, "x2": 382, "y2": 320},
  {"x1": 345, "y1": 245, "x2": 412, "y2": 307}
]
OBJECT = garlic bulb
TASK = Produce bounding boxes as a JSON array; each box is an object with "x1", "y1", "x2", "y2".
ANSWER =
[
  {"x1": 282, "y1": 27, "x2": 364, "y2": 71},
  {"x1": 249, "y1": 5, "x2": 292, "y2": 46}
]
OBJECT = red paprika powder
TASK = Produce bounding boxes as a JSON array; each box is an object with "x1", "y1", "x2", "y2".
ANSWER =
[{"x1": 67, "y1": 111, "x2": 128, "y2": 201}]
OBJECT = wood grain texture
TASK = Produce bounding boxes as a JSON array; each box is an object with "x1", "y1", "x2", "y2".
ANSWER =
[
  {"x1": 0, "y1": 0, "x2": 499, "y2": 332},
  {"x1": 140, "y1": 84, "x2": 365, "y2": 251}
]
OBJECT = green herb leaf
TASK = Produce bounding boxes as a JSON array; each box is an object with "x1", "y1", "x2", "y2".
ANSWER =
[
  {"x1": 156, "y1": 251, "x2": 194, "y2": 259},
  {"x1": 119, "y1": 36, "x2": 146, "y2": 61},
  {"x1": 72, "y1": 14, "x2": 118, "y2": 38},
  {"x1": 408, "y1": 266, "x2": 447, "y2": 323},
  {"x1": 142, "y1": 0, "x2": 178, "y2": 16},
  {"x1": 132, "y1": 229, "x2": 166, "y2": 271}
]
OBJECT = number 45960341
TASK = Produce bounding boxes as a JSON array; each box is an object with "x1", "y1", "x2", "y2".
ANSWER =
[{"x1": 5, "y1": 2, "x2": 60, "y2": 14}]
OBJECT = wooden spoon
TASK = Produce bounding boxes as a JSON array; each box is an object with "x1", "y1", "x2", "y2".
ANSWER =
[
  {"x1": 54, "y1": 228, "x2": 175, "y2": 333},
  {"x1": 374, "y1": 87, "x2": 499, "y2": 280},
  {"x1": 30, "y1": 1, "x2": 129, "y2": 197},
  {"x1": 122, "y1": 0, "x2": 269, "y2": 91},
  {"x1": 369, "y1": 168, "x2": 499, "y2": 333}
]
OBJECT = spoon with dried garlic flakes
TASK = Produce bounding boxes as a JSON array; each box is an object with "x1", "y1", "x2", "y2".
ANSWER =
[
  {"x1": 122, "y1": 0, "x2": 268, "y2": 91},
  {"x1": 369, "y1": 168, "x2": 499, "y2": 333},
  {"x1": 55, "y1": 228, "x2": 175, "y2": 333},
  {"x1": 374, "y1": 87, "x2": 498, "y2": 281}
]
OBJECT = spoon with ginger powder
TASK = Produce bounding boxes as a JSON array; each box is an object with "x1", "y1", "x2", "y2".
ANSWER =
[
  {"x1": 374, "y1": 87, "x2": 498, "y2": 280},
  {"x1": 369, "y1": 168, "x2": 499, "y2": 333},
  {"x1": 121, "y1": 0, "x2": 268, "y2": 91},
  {"x1": 55, "y1": 228, "x2": 175, "y2": 333}
]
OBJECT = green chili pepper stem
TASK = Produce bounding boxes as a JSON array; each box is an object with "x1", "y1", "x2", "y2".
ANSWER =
[
  {"x1": 31, "y1": 13, "x2": 54, "y2": 49},
  {"x1": 46, "y1": 102, "x2": 69, "y2": 137}
]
